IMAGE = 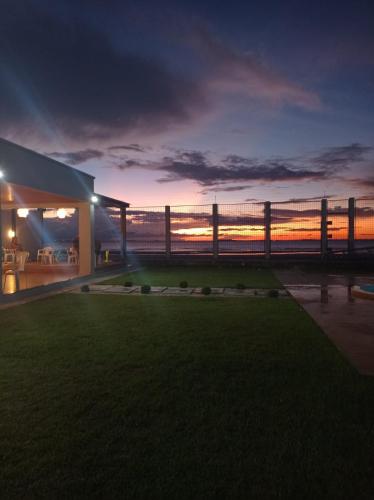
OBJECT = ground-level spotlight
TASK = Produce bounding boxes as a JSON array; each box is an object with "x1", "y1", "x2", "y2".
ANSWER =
[{"x1": 91, "y1": 195, "x2": 99, "y2": 203}]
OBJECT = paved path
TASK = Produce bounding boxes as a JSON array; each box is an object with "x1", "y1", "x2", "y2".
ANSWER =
[
  {"x1": 276, "y1": 270, "x2": 374, "y2": 375},
  {"x1": 72, "y1": 284, "x2": 287, "y2": 298}
]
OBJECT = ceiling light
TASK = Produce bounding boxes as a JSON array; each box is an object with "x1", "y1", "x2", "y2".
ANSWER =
[
  {"x1": 57, "y1": 208, "x2": 67, "y2": 219},
  {"x1": 17, "y1": 208, "x2": 29, "y2": 218}
]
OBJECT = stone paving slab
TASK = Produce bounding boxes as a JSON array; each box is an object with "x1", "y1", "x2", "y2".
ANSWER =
[
  {"x1": 150, "y1": 286, "x2": 167, "y2": 293},
  {"x1": 86, "y1": 284, "x2": 113, "y2": 292},
  {"x1": 162, "y1": 287, "x2": 193, "y2": 295},
  {"x1": 71, "y1": 284, "x2": 287, "y2": 299}
]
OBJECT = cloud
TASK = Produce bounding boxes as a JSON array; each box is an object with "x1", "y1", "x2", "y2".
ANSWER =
[
  {"x1": 192, "y1": 27, "x2": 322, "y2": 110},
  {"x1": 108, "y1": 144, "x2": 148, "y2": 153},
  {"x1": 0, "y1": 2, "x2": 206, "y2": 141},
  {"x1": 156, "y1": 152, "x2": 327, "y2": 186},
  {"x1": 311, "y1": 143, "x2": 372, "y2": 171},
  {"x1": 200, "y1": 185, "x2": 253, "y2": 194},
  {"x1": 271, "y1": 195, "x2": 336, "y2": 204},
  {"x1": 48, "y1": 149, "x2": 104, "y2": 165}
]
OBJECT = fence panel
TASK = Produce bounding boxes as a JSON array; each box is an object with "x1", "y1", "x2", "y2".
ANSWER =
[
  {"x1": 126, "y1": 206, "x2": 165, "y2": 253},
  {"x1": 218, "y1": 203, "x2": 265, "y2": 253},
  {"x1": 355, "y1": 198, "x2": 374, "y2": 251},
  {"x1": 327, "y1": 199, "x2": 349, "y2": 252},
  {"x1": 271, "y1": 201, "x2": 321, "y2": 253},
  {"x1": 94, "y1": 206, "x2": 121, "y2": 252},
  {"x1": 170, "y1": 205, "x2": 213, "y2": 253}
]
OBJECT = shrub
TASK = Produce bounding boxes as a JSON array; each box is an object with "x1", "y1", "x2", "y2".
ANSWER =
[
  {"x1": 267, "y1": 289, "x2": 279, "y2": 298},
  {"x1": 179, "y1": 280, "x2": 188, "y2": 288},
  {"x1": 124, "y1": 281, "x2": 133, "y2": 287},
  {"x1": 141, "y1": 284, "x2": 151, "y2": 294},
  {"x1": 236, "y1": 283, "x2": 246, "y2": 290},
  {"x1": 81, "y1": 284, "x2": 90, "y2": 293},
  {"x1": 201, "y1": 286, "x2": 211, "y2": 295}
]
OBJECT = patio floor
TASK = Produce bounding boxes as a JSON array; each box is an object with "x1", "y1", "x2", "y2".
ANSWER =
[
  {"x1": 276, "y1": 269, "x2": 374, "y2": 375},
  {"x1": 2, "y1": 264, "x2": 78, "y2": 294}
]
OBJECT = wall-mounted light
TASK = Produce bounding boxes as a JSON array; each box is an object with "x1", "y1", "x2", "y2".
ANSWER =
[
  {"x1": 8, "y1": 229, "x2": 15, "y2": 239},
  {"x1": 91, "y1": 195, "x2": 99, "y2": 203},
  {"x1": 0, "y1": 170, "x2": 4, "y2": 179},
  {"x1": 17, "y1": 208, "x2": 29, "y2": 218},
  {"x1": 57, "y1": 208, "x2": 67, "y2": 219}
]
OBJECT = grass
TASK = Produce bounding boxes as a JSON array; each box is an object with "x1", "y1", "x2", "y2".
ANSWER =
[
  {"x1": 1, "y1": 294, "x2": 374, "y2": 498},
  {"x1": 102, "y1": 265, "x2": 281, "y2": 288}
]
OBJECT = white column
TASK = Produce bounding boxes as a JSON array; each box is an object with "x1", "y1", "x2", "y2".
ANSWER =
[{"x1": 78, "y1": 202, "x2": 95, "y2": 276}]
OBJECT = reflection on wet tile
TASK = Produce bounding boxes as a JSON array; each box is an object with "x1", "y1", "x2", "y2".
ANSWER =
[{"x1": 281, "y1": 273, "x2": 374, "y2": 375}]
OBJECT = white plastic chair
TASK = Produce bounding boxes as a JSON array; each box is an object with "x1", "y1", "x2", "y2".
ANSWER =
[
  {"x1": 68, "y1": 248, "x2": 78, "y2": 264},
  {"x1": 37, "y1": 248, "x2": 45, "y2": 263},
  {"x1": 3, "y1": 251, "x2": 29, "y2": 291},
  {"x1": 41, "y1": 247, "x2": 54, "y2": 265}
]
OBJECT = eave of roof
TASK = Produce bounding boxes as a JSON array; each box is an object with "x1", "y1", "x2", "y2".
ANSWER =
[{"x1": 95, "y1": 193, "x2": 130, "y2": 208}]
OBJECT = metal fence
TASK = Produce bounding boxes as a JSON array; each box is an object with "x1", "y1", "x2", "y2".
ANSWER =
[{"x1": 96, "y1": 198, "x2": 374, "y2": 258}]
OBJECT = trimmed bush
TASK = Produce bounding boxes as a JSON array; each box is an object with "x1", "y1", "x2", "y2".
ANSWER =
[
  {"x1": 201, "y1": 286, "x2": 211, "y2": 295},
  {"x1": 267, "y1": 289, "x2": 279, "y2": 298},
  {"x1": 141, "y1": 284, "x2": 151, "y2": 294},
  {"x1": 80, "y1": 284, "x2": 90, "y2": 293},
  {"x1": 124, "y1": 281, "x2": 133, "y2": 287},
  {"x1": 236, "y1": 283, "x2": 246, "y2": 290},
  {"x1": 179, "y1": 280, "x2": 188, "y2": 288}
]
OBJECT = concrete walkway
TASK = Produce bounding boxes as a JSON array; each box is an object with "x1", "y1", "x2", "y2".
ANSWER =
[{"x1": 276, "y1": 269, "x2": 374, "y2": 375}]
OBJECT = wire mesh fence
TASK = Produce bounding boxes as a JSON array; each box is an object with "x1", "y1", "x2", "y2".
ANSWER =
[
  {"x1": 94, "y1": 198, "x2": 374, "y2": 257},
  {"x1": 218, "y1": 203, "x2": 265, "y2": 253},
  {"x1": 327, "y1": 199, "x2": 349, "y2": 252},
  {"x1": 126, "y1": 206, "x2": 165, "y2": 253},
  {"x1": 170, "y1": 205, "x2": 213, "y2": 253},
  {"x1": 355, "y1": 198, "x2": 374, "y2": 250},
  {"x1": 271, "y1": 200, "x2": 321, "y2": 253}
]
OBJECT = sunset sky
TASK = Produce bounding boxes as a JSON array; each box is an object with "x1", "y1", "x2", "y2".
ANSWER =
[{"x1": 1, "y1": 0, "x2": 374, "y2": 207}]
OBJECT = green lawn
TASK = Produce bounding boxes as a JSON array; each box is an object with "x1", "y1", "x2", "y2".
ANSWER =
[
  {"x1": 102, "y1": 265, "x2": 281, "y2": 288},
  {"x1": 1, "y1": 294, "x2": 374, "y2": 498}
]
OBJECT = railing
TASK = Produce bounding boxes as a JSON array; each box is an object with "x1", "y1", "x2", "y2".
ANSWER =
[{"x1": 97, "y1": 198, "x2": 374, "y2": 259}]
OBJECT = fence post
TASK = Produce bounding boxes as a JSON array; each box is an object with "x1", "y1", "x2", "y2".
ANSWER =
[
  {"x1": 321, "y1": 198, "x2": 328, "y2": 257},
  {"x1": 165, "y1": 205, "x2": 171, "y2": 259},
  {"x1": 212, "y1": 203, "x2": 219, "y2": 259},
  {"x1": 120, "y1": 207, "x2": 127, "y2": 260},
  {"x1": 264, "y1": 201, "x2": 271, "y2": 258},
  {"x1": 348, "y1": 197, "x2": 355, "y2": 254}
]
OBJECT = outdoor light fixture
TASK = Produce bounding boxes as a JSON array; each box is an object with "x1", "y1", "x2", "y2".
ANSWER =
[
  {"x1": 8, "y1": 229, "x2": 15, "y2": 239},
  {"x1": 17, "y1": 208, "x2": 29, "y2": 218},
  {"x1": 0, "y1": 170, "x2": 4, "y2": 179},
  {"x1": 91, "y1": 195, "x2": 99, "y2": 203},
  {"x1": 57, "y1": 208, "x2": 67, "y2": 219}
]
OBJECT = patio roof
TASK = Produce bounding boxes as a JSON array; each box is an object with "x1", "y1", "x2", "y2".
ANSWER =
[
  {"x1": 94, "y1": 194, "x2": 129, "y2": 209},
  {"x1": 0, "y1": 138, "x2": 129, "y2": 208}
]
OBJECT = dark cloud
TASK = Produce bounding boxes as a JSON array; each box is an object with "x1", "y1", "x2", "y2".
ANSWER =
[
  {"x1": 201, "y1": 185, "x2": 253, "y2": 194},
  {"x1": 48, "y1": 149, "x2": 104, "y2": 165},
  {"x1": 311, "y1": 143, "x2": 372, "y2": 171},
  {"x1": 272, "y1": 195, "x2": 336, "y2": 204},
  {"x1": 190, "y1": 27, "x2": 321, "y2": 110},
  {"x1": 108, "y1": 144, "x2": 148, "y2": 153},
  {"x1": 0, "y1": 2, "x2": 206, "y2": 140},
  {"x1": 156, "y1": 156, "x2": 327, "y2": 186}
]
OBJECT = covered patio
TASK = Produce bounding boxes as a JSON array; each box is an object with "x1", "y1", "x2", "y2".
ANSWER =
[{"x1": 0, "y1": 139, "x2": 128, "y2": 297}]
